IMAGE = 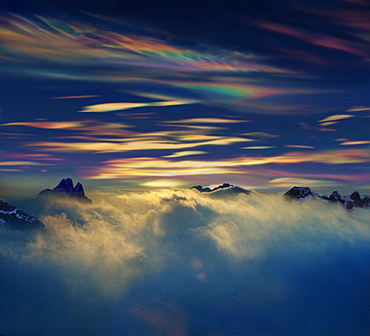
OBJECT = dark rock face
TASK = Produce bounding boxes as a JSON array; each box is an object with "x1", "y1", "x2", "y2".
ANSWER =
[
  {"x1": 0, "y1": 199, "x2": 44, "y2": 229},
  {"x1": 327, "y1": 190, "x2": 342, "y2": 203},
  {"x1": 192, "y1": 185, "x2": 212, "y2": 193},
  {"x1": 192, "y1": 183, "x2": 233, "y2": 193},
  {"x1": 191, "y1": 183, "x2": 251, "y2": 198},
  {"x1": 39, "y1": 178, "x2": 92, "y2": 203},
  {"x1": 284, "y1": 186, "x2": 320, "y2": 200},
  {"x1": 321, "y1": 190, "x2": 370, "y2": 209},
  {"x1": 286, "y1": 186, "x2": 370, "y2": 210},
  {"x1": 54, "y1": 178, "x2": 74, "y2": 194}
]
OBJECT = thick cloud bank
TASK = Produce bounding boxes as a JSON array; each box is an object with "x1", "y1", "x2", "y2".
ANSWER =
[{"x1": 1, "y1": 189, "x2": 369, "y2": 335}]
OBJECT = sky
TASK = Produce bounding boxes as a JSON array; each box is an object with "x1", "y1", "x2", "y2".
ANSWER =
[{"x1": 1, "y1": 0, "x2": 370, "y2": 197}]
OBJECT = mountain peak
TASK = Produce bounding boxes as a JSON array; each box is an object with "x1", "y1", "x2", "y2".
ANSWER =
[
  {"x1": 54, "y1": 178, "x2": 74, "y2": 194},
  {"x1": 191, "y1": 183, "x2": 233, "y2": 193},
  {"x1": 0, "y1": 199, "x2": 44, "y2": 229},
  {"x1": 39, "y1": 178, "x2": 92, "y2": 203},
  {"x1": 284, "y1": 186, "x2": 320, "y2": 200},
  {"x1": 191, "y1": 183, "x2": 251, "y2": 198}
]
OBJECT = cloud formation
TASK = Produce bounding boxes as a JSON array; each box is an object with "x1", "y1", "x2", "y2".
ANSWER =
[
  {"x1": 82, "y1": 148, "x2": 370, "y2": 179},
  {"x1": 79, "y1": 99, "x2": 197, "y2": 113},
  {"x1": 1, "y1": 189, "x2": 369, "y2": 335}
]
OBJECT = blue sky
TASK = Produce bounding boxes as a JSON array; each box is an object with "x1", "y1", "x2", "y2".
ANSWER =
[{"x1": 1, "y1": 0, "x2": 370, "y2": 196}]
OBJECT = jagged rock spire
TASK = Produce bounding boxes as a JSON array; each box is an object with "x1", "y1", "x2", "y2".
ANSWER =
[{"x1": 39, "y1": 178, "x2": 92, "y2": 203}]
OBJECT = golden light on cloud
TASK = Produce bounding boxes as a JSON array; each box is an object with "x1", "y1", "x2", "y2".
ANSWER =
[
  {"x1": 346, "y1": 106, "x2": 370, "y2": 112},
  {"x1": 319, "y1": 121, "x2": 338, "y2": 126},
  {"x1": 318, "y1": 114, "x2": 354, "y2": 122},
  {"x1": 269, "y1": 177, "x2": 333, "y2": 187},
  {"x1": 141, "y1": 179, "x2": 185, "y2": 188},
  {"x1": 82, "y1": 147, "x2": 370, "y2": 180},
  {"x1": 340, "y1": 140, "x2": 370, "y2": 145},
  {"x1": 0, "y1": 161, "x2": 54, "y2": 166},
  {"x1": 25, "y1": 137, "x2": 250, "y2": 153},
  {"x1": 79, "y1": 102, "x2": 153, "y2": 112},
  {"x1": 164, "y1": 125, "x2": 225, "y2": 130},
  {"x1": 163, "y1": 151, "x2": 208, "y2": 158},
  {"x1": 1, "y1": 121, "x2": 85, "y2": 129},
  {"x1": 79, "y1": 100, "x2": 196, "y2": 112},
  {"x1": 176, "y1": 135, "x2": 223, "y2": 141}
]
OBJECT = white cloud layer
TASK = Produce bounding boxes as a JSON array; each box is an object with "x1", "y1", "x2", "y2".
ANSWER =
[{"x1": 1, "y1": 189, "x2": 369, "y2": 335}]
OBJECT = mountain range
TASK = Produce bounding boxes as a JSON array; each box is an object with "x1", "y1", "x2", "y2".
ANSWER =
[
  {"x1": 1, "y1": 178, "x2": 91, "y2": 229},
  {"x1": 193, "y1": 184, "x2": 370, "y2": 210},
  {"x1": 284, "y1": 186, "x2": 370, "y2": 210},
  {"x1": 1, "y1": 180, "x2": 369, "y2": 230}
]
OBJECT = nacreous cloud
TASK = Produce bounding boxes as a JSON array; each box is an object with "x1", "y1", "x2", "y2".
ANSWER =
[
  {"x1": 79, "y1": 100, "x2": 197, "y2": 113},
  {"x1": 25, "y1": 137, "x2": 249, "y2": 153},
  {"x1": 83, "y1": 148, "x2": 370, "y2": 179}
]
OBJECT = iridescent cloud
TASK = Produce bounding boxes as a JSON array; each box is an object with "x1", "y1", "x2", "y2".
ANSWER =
[
  {"x1": 1, "y1": 13, "x2": 292, "y2": 76},
  {"x1": 318, "y1": 114, "x2": 354, "y2": 122},
  {"x1": 163, "y1": 151, "x2": 207, "y2": 158},
  {"x1": 79, "y1": 100, "x2": 197, "y2": 113},
  {"x1": 50, "y1": 95, "x2": 99, "y2": 99},
  {"x1": 299, "y1": 122, "x2": 337, "y2": 132},
  {"x1": 155, "y1": 80, "x2": 301, "y2": 102},
  {"x1": 319, "y1": 122, "x2": 338, "y2": 126},
  {"x1": 164, "y1": 118, "x2": 249, "y2": 124},
  {"x1": 0, "y1": 13, "x2": 326, "y2": 118},
  {"x1": 285, "y1": 145, "x2": 314, "y2": 149},
  {"x1": 255, "y1": 21, "x2": 367, "y2": 57},
  {"x1": 269, "y1": 177, "x2": 332, "y2": 187},
  {"x1": 241, "y1": 146, "x2": 275, "y2": 150},
  {"x1": 24, "y1": 137, "x2": 249, "y2": 153},
  {"x1": 1, "y1": 121, "x2": 85, "y2": 129},
  {"x1": 164, "y1": 125, "x2": 225, "y2": 130},
  {"x1": 303, "y1": 5, "x2": 370, "y2": 33},
  {"x1": 242, "y1": 132, "x2": 279, "y2": 138},
  {"x1": 0, "y1": 161, "x2": 55, "y2": 166},
  {"x1": 1, "y1": 120, "x2": 134, "y2": 137},
  {"x1": 340, "y1": 140, "x2": 370, "y2": 145},
  {"x1": 262, "y1": 169, "x2": 370, "y2": 184},
  {"x1": 82, "y1": 148, "x2": 370, "y2": 180},
  {"x1": 346, "y1": 106, "x2": 370, "y2": 112}
]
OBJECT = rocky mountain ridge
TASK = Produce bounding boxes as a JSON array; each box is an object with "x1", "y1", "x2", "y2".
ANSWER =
[
  {"x1": 1, "y1": 182, "x2": 369, "y2": 230},
  {"x1": 0, "y1": 199, "x2": 44, "y2": 229},
  {"x1": 285, "y1": 186, "x2": 370, "y2": 210},
  {"x1": 1, "y1": 177, "x2": 93, "y2": 230},
  {"x1": 191, "y1": 183, "x2": 233, "y2": 193}
]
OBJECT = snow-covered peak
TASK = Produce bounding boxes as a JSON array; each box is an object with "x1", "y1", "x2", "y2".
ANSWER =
[
  {"x1": 286, "y1": 187, "x2": 370, "y2": 210},
  {"x1": 0, "y1": 199, "x2": 44, "y2": 229},
  {"x1": 284, "y1": 186, "x2": 320, "y2": 200}
]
